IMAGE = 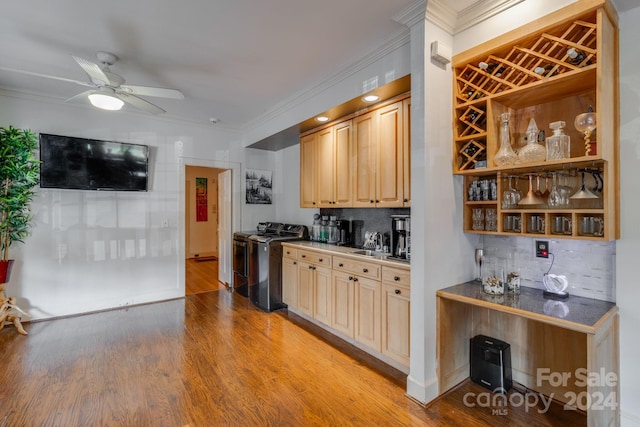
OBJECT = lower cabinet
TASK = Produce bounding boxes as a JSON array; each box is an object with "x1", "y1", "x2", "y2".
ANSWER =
[
  {"x1": 282, "y1": 256, "x2": 298, "y2": 308},
  {"x1": 283, "y1": 244, "x2": 410, "y2": 370},
  {"x1": 331, "y1": 270, "x2": 355, "y2": 337},
  {"x1": 313, "y1": 265, "x2": 332, "y2": 326},
  {"x1": 354, "y1": 276, "x2": 381, "y2": 352},
  {"x1": 296, "y1": 260, "x2": 332, "y2": 326},
  {"x1": 381, "y1": 266, "x2": 411, "y2": 366}
]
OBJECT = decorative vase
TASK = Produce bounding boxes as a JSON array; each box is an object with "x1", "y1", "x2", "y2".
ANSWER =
[
  {"x1": 0, "y1": 259, "x2": 14, "y2": 284},
  {"x1": 494, "y1": 113, "x2": 518, "y2": 166}
]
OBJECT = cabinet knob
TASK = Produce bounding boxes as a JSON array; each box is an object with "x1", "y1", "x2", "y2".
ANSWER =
[
  {"x1": 293, "y1": 261, "x2": 297, "y2": 265},
  {"x1": 348, "y1": 276, "x2": 353, "y2": 281},
  {"x1": 376, "y1": 200, "x2": 380, "y2": 203},
  {"x1": 301, "y1": 254, "x2": 306, "y2": 258},
  {"x1": 403, "y1": 198, "x2": 408, "y2": 203},
  {"x1": 313, "y1": 202, "x2": 316, "y2": 205},
  {"x1": 394, "y1": 276, "x2": 400, "y2": 281},
  {"x1": 319, "y1": 258, "x2": 323, "y2": 262},
  {"x1": 363, "y1": 268, "x2": 368, "y2": 273},
  {"x1": 353, "y1": 277, "x2": 359, "y2": 282},
  {"x1": 339, "y1": 263, "x2": 344, "y2": 267},
  {"x1": 395, "y1": 289, "x2": 401, "y2": 295},
  {"x1": 370, "y1": 200, "x2": 374, "y2": 203}
]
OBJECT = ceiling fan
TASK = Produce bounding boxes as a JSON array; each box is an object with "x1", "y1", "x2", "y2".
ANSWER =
[{"x1": 0, "y1": 51, "x2": 184, "y2": 114}]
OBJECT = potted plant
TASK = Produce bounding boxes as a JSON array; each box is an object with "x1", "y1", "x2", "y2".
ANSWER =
[{"x1": 0, "y1": 125, "x2": 39, "y2": 292}]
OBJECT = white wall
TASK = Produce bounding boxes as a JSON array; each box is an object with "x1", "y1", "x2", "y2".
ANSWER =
[
  {"x1": 617, "y1": 5, "x2": 640, "y2": 425},
  {"x1": 0, "y1": 93, "x2": 244, "y2": 320}
]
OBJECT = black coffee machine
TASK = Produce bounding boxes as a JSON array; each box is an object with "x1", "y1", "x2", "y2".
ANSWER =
[
  {"x1": 336, "y1": 220, "x2": 352, "y2": 246},
  {"x1": 390, "y1": 215, "x2": 410, "y2": 261}
]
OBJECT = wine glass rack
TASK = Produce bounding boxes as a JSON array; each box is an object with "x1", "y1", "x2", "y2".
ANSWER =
[{"x1": 452, "y1": 0, "x2": 619, "y2": 241}]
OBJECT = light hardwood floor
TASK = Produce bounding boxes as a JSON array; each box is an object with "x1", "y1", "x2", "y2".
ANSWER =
[
  {"x1": 0, "y1": 289, "x2": 586, "y2": 426},
  {"x1": 185, "y1": 257, "x2": 226, "y2": 294}
]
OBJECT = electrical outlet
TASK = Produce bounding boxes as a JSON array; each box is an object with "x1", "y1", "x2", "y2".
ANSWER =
[{"x1": 535, "y1": 240, "x2": 549, "y2": 258}]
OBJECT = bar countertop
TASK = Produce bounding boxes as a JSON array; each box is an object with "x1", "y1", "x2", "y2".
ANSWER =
[{"x1": 437, "y1": 281, "x2": 618, "y2": 334}]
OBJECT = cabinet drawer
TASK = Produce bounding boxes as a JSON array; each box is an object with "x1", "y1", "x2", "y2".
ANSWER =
[
  {"x1": 382, "y1": 266, "x2": 410, "y2": 288},
  {"x1": 283, "y1": 247, "x2": 297, "y2": 259},
  {"x1": 298, "y1": 249, "x2": 332, "y2": 267},
  {"x1": 333, "y1": 256, "x2": 380, "y2": 280}
]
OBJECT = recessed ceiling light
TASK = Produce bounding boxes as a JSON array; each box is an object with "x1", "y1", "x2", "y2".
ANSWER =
[
  {"x1": 362, "y1": 94, "x2": 380, "y2": 103},
  {"x1": 315, "y1": 116, "x2": 329, "y2": 122}
]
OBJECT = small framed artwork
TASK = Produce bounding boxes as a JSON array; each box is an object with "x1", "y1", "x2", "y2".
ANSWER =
[{"x1": 246, "y1": 169, "x2": 273, "y2": 204}]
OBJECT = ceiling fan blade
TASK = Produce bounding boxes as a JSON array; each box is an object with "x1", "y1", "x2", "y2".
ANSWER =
[
  {"x1": 0, "y1": 66, "x2": 95, "y2": 88},
  {"x1": 65, "y1": 90, "x2": 94, "y2": 104},
  {"x1": 117, "y1": 93, "x2": 165, "y2": 115},
  {"x1": 119, "y1": 84, "x2": 184, "y2": 99},
  {"x1": 72, "y1": 56, "x2": 111, "y2": 85}
]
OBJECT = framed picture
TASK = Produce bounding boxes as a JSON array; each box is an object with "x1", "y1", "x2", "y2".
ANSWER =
[
  {"x1": 246, "y1": 169, "x2": 272, "y2": 204},
  {"x1": 195, "y1": 177, "x2": 208, "y2": 221}
]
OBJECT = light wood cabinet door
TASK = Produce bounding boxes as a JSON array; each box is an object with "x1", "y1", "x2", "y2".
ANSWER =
[
  {"x1": 354, "y1": 276, "x2": 381, "y2": 351},
  {"x1": 282, "y1": 256, "x2": 298, "y2": 308},
  {"x1": 352, "y1": 111, "x2": 377, "y2": 207},
  {"x1": 331, "y1": 270, "x2": 355, "y2": 338},
  {"x1": 333, "y1": 121, "x2": 352, "y2": 207},
  {"x1": 299, "y1": 133, "x2": 317, "y2": 208},
  {"x1": 313, "y1": 265, "x2": 332, "y2": 326},
  {"x1": 402, "y1": 98, "x2": 411, "y2": 207},
  {"x1": 297, "y1": 261, "x2": 314, "y2": 317},
  {"x1": 376, "y1": 101, "x2": 404, "y2": 208},
  {"x1": 382, "y1": 282, "x2": 410, "y2": 367},
  {"x1": 316, "y1": 127, "x2": 335, "y2": 207}
]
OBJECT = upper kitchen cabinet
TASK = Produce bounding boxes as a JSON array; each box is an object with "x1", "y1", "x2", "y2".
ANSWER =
[
  {"x1": 353, "y1": 100, "x2": 408, "y2": 208},
  {"x1": 300, "y1": 92, "x2": 411, "y2": 209},
  {"x1": 452, "y1": 0, "x2": 619, "y2": 241}
]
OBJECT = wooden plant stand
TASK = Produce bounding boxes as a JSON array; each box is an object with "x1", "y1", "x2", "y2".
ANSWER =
[{"x1": 0, "y1": 284, "x2": 29, "y2": 335}]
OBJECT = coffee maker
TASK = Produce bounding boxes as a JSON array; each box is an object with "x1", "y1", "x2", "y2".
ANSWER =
[
  {"x1": 390, "y1": 215, "x2": 410, "y2": 261},
  {"x1": 336, "y1": 220, "x2": 352, "y2": 246}
]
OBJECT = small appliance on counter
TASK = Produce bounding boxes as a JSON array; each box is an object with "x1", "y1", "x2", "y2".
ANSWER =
[
  {"x1": 336, "y1": 219, "x2": 352, "y2": 246},
  {"x1": 390, "y1": 214, "x2": 411, "y2": 262},
  {"x1": 470, "y1": 335, "x2": 512, "y2": 392}
]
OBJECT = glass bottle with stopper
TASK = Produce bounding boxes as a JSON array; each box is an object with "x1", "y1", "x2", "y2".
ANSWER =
[
  {"x1": 517, "y1": 118, "x2": 546, "y2": 163},
  {"x1": 494, "y1": 112, "x2": 518, "y2": 166},
  {"x1": 546, "y1": 121, "x2": 570, "y2": 160}
]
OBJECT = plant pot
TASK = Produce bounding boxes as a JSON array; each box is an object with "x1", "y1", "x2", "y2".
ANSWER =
[{"x1": 0, "y1": 259, "x2": 14, "y2": 283}]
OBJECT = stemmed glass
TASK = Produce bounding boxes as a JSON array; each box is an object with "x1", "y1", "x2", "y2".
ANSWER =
[
  {"x1": 575, "y1": 109, "x2": 597, "y2": 156},
  {"x1": 519, "y1": 173, "x2": 544, "y2": 205},
  {"x1": 547, "y1": 172, "x2": 563, "y2": 207},
  {"x1": 502, "y1": 176, "x2": 520, "y2": 209},
  {"x1": 571, "y1": 170, "x2": 598, "y2": 199}
]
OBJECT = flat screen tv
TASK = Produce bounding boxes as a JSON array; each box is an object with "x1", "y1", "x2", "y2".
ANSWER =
[{"x1": 39, "y1": 133, "x2": 149, "y2": 191}]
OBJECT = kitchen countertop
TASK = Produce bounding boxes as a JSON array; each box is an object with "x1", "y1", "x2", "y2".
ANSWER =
[
  {"x1": 282, "y1": 241, "x2": 410, "y2": 269},
  {"x1": 437, "y1": 281, "x2": 617, "y2": 334}
]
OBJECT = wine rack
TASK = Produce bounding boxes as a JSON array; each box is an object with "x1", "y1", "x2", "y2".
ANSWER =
[{"x1": 452, "y1": 0, "x2": 619, "y2": 241}]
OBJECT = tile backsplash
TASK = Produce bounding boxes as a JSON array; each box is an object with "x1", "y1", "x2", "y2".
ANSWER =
[
  {"x1": 318, "y1": 207, "x2": 409, "y2": 248},
  {"x1": 481, "y1": 235, "x2": 616, "y2": 302}
]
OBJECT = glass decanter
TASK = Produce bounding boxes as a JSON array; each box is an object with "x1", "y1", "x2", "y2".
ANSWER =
[
  {"x1": 494, "y1": 112, "x2": 518, "y2": 166},
  {"x1": 517, "y1": 118, "x2": 546, "y2": 163}
]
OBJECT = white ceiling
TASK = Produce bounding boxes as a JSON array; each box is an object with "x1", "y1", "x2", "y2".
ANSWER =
[{"x1": 1, "y1": 0, "x2": 635, "y2": 131}]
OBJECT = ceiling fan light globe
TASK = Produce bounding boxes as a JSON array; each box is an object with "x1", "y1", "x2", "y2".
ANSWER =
[{"x1": 88, "y1": 93, "x2": 124, "y2": 110}]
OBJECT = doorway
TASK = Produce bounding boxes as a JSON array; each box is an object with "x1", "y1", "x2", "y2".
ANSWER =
[
  {"x1": 180, "y1": 158, "x2": 240, "y2": 297},
  {"x1": 185, "y1": 165, "x2": 230, "y2": 295}
]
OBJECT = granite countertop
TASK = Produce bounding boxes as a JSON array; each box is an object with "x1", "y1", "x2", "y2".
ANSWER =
[
  {"x1": 282, "y1": 241, "x2": 410, "y2": 269},
  {"x1": 437, "y1": 281, "x2": 617, "y2": 334}
]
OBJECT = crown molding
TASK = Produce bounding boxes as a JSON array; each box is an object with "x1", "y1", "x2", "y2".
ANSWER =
[
  {"x1": 394, "y1": 0, "x2": 427, "y2": 27},
  {"x1": 242, "y1": 28, "x2": 410, "y2": 135},
  {"x1": 427, "y1": 0, "x2": 524, "y2": 34}
]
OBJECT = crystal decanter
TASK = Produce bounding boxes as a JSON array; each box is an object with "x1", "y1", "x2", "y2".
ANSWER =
[{"x1": 494, "y1": 112, "x2": 518, "y2": 166}]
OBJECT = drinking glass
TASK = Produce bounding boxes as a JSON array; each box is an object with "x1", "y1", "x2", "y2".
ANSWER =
[{"x1": 547, "y1": 173, "x2": 562, "y2": 207}]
